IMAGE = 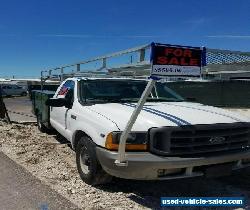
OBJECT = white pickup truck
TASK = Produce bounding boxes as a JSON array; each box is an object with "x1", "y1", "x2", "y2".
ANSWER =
[{"x1": 33, "y1": 77, "x2": 250, "y2": 185}]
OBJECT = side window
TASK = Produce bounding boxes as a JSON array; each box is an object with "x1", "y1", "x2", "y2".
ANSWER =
[{"x1": 57, "y1": 80, "x2": 75, "y2": 102}]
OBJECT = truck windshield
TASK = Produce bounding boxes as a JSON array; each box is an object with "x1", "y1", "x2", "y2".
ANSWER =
[{"x1": 79, "y1": 80, "x2": 184, "y2": 103}]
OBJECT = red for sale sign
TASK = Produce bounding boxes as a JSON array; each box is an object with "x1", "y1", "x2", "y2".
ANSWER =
[{"x1": 150, "y1": 43, "x2": 206, "y2": 78}]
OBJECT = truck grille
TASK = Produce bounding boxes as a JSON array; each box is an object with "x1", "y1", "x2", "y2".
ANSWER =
[{"x1": 149, "y1": 123, "x2": 250, "y2": 157}]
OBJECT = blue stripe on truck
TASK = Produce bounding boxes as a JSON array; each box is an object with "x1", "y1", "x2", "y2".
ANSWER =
[{"x1": 122, "y1": 103, "x2": 191, "y2": 126}]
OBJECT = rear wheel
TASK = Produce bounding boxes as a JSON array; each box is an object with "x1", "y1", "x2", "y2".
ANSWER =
[{"x1": 76, "y1": 136, "x2": 112, "y2": 185}]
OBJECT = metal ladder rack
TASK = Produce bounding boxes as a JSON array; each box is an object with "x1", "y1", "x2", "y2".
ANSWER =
[
  {"x1": 40, "y1": 44, "x2": 152, "y2": 88},
  {"x1": 40, "y1": 44, "x2": 250, "y2": 89}
]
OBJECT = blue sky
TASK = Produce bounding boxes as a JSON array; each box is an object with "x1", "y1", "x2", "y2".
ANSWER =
[{"x1": 0, "y1": 0, "x2": 250, "y2": 78}]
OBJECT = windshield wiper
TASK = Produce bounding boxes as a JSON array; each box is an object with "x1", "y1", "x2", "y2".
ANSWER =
[
  {"x1": 87, "y1": 97, "x2": 183, "y2": 103},
  {"x1": 104, "y1": 98, "x2": 140, "y2": 103},
  {"x1": 146, "y1": 98, "x2": 184, "y2": 102},
  {"x1": 87, "y1": 97, "x2": 138, "y2": 103}
]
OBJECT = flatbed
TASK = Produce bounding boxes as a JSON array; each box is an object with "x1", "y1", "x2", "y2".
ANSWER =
[{"x1": 32, "y1": 90, "x2": 55, "y2": 132}]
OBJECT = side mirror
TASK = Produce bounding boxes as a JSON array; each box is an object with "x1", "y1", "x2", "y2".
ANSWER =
[{"x1": 46, "y1": 98, "x2": 72, "y2": 108}]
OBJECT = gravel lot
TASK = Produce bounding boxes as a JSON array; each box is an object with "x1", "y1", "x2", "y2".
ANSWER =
[{"x1": 0, "y1": 107, "x2": 250, "y2": 209}]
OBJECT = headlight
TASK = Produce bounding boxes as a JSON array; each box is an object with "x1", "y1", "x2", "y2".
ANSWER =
[{"x1": 105, "y1": 131, "x2": 148, "y2": 151}]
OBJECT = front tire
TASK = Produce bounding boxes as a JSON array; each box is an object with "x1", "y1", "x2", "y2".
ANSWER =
[{"x1": 76, "y1": 136, "x2": 112, "y2": 185}]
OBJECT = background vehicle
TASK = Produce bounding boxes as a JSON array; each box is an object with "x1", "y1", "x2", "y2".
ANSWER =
[{"x1": 0, "y1": 84, "x2": 27, "y2": 97}]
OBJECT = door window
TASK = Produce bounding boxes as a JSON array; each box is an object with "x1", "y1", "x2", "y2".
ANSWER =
[{"x1": 57, "y1": 80, "x2": 75, "y2": 102}]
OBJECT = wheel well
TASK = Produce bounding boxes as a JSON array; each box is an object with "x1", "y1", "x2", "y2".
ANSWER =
[{"x1": 73, "y1": 130, "x2": 89, "y2": 150}]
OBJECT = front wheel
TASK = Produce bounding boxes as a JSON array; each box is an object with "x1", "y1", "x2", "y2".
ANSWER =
[{"x1": 76, "y1": 136, "x2": 112, "y2": 185}]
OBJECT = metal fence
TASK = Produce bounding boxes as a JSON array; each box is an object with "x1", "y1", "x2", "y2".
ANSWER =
[{"x1": 204, "y1": 48, "x2": 250, "y2": 80}]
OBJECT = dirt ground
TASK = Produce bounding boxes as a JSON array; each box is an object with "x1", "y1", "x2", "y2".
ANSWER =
[{"x1": 1, "y1": 98, "x2": 250, "y2": 209}]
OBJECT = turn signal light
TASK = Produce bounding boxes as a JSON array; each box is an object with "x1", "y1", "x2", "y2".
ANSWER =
[{"x1": 105, "y1": 132, "x2": 147, "y2": 151}]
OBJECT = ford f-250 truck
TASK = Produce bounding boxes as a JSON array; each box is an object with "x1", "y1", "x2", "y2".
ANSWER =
[{"x1": 32, "y1": 77, "x2": 250, "y2": 185}]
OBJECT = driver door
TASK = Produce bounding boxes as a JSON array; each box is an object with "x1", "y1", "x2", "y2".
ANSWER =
[{"x1": 50, "y1": 80, "x2": 75, "y2": 139}]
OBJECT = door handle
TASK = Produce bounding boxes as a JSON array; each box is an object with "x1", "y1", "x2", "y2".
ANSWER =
[{"x1": 71, "y1": 114, "x2": 77, "y2": 120}]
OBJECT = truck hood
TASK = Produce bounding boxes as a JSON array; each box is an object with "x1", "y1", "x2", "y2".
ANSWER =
[{"x1": 87, "y1": 102, "x2": 250, "y2": 131}]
